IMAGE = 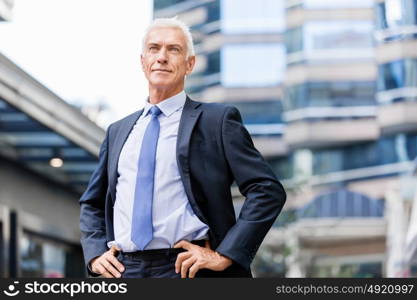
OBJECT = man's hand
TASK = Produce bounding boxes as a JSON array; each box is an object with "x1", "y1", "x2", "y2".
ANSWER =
[
  {"x1": 173, "y1": 240, "x2": 233, "y2": 278},
  {"x1": 90, "y1": 245, "x2": 125, "y2": 278}
]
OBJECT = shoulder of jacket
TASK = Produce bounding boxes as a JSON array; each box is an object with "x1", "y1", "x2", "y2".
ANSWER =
[
  {"x1": 106, "y1": 110, "x2": 141, "y2": 132},
  {"x1": 198, "y1": 101, "x2": 237, "y2": 114}
]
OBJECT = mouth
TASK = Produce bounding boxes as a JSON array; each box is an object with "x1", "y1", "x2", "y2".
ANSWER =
[{"x1": 152, "y1": 69, "x2": 172, "y2": 73}]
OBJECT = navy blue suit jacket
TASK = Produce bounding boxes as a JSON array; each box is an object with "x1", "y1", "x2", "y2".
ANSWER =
[{"x1": 79, "y1": 96, "x2": 286, "y2": 277}]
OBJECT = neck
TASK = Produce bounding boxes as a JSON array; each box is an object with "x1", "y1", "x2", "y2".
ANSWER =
[{"x1": 148, "y1": 84, "x2": 184, "y2": 104}]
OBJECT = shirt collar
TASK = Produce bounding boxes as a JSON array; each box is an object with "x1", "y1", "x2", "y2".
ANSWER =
[{"x1": 143, "y1": 90, "x2": 186, "y2": 118}]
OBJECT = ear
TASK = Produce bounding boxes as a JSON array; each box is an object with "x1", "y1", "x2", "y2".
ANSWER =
[{"x1": 185, "y1": 55, "x2": 196, "y2": 75}]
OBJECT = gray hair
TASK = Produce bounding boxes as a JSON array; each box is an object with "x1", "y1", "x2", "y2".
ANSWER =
[{"x1": 142, "y1": 17, "x2": 195, "y2": 58}]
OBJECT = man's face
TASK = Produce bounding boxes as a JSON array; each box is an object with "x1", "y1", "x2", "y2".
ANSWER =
[{"x1": 141, "y1": 27, "x2": 195, "y2": 90}]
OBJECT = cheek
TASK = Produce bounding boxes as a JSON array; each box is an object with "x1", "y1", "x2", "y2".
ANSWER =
[
  {"x1": 143, "y1": 57, "x2": 154, "y2": 69},
  {"x1": 141, "y1": 62, "x2": 148, "y2": 72},
  {"x1": 176, "y1": 63, "x2": 186, "y2": 73}
]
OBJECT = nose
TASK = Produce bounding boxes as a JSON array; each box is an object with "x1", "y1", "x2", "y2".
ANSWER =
[{"x1": 156, "y1": 48, "x2": 168, "y2": 64}]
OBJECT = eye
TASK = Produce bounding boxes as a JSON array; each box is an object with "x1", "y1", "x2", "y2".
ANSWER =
[{"x1": 171, "y1": 47, "x2": 180, "y2": 52}]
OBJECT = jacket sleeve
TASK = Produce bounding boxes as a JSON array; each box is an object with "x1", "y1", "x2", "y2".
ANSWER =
[
  {"x1": 215, "y1": 107, "x2": 286, "y2": 271},
  {"x1": 79, "y1": 125, "x2": 111, "y2": 276}
]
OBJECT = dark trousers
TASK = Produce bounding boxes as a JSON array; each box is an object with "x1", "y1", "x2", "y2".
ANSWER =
[{"x1": 117, "y1": 250, "x2": 253, "y2": 278}]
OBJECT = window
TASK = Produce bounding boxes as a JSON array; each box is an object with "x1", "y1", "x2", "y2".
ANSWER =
[
  {"x1": 303, "y1": 21, "x2": 373, "y2": 51},
  {"x1": 284, "y1": 83, "x2": 307, "y2": 110},
  {"x1": 272, "y1": 209, "x2": 297, "y2": 227},
  {"x1": 207, "y1": 0, "x2": 220, "y2": 23},
  {"x1": 286, "y1": 0, "x2": 373, "y2": 11},
  {"x1": 268, "y1": 155, "x2": 294, "y2": 180},
  {"x1": 406, "y1": 133, "x2": 417, "y2": 160},
  {"x1": 376, "y1": 0, "x2": 417, "y2": 30},
  {"x1": 313, "y1": 150, "x2": 343, "y2": 175},
  {"x1": 284, "y1": 81, "x2": 375, "y2": 111},
  {"x1": 312, "y1": 136, "x2": 402, "y2": 175},
  {"x1": 285, "y1": 27, "x2": 303, "y2": 54},
  {"x1": 303, "y1": 0, "x2": 374, "y2": 9},
  {"x1": 154, "y1": 0, "x2": 187, "y2": 10},
  {"x1": 20, "y1": 231, "x2": 84, "y2": 278},
  {"x1": 221, "y1": 44, "x2": 286, "y2": 87},
  {"x1": 286, "y1": 21, "x2": 374, "y2": 62},
  {"x1": 231, "y1": 100, "x2": 283, "y2": 124},
  {"x1": 378, "y1": 59, "x2": 417, "y2": 92},
  {"x1": 221, "y1": 0, "x2": 285, "y2": 33},
  {"x1": 298, "y1": 190, "x2": 384, "y2": 219},
  {"x1": 205, "y1": 51, "x2": 220, "y2": 75}
]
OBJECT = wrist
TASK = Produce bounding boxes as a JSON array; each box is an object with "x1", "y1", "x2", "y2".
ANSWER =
[
  {"x1": 88, "y1": 257, "x2": 100, "y2": 275},
  {"x1": 216, "y1": 251, "x2": 233, "y2": 267}
]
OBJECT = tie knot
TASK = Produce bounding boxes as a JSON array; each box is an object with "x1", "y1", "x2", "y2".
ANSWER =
[{"x1": 149, "y1": 106, "x2": 162, "y2": 117}]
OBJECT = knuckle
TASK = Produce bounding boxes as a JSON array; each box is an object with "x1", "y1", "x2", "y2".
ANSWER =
[
  {"x1": 187, "y1": 258, "x2": 196, "y2": 266},
  {"x1": 181, "y1": 264, "x2": 188, "y2": 271},
  {"x1": 195, "y1": 261, "x2": 203, "y2": 268},
  {"x1": 102, "y1": 261, "x2": 110, "y2": 268},
  {"x1": 184, "y1": 259, "x2": 194, "y2": 268},
  {"x1": 95, "y1": 263, "x2": 104, "y2": 272}
]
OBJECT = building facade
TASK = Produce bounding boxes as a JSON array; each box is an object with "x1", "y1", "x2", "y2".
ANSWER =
[
  {"x1": 154, "y1": 0, "x2": 417, "y2": 277},
  {"x1": 154, "y1": 0, "x2": 288, "y2": 169},
  {"x1": 0, "y1": 51, "x2": 103, "y2": 277}
]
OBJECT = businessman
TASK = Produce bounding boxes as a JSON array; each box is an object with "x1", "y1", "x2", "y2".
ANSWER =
[{"x1": 79, "y1": 17, "x2": 286, "y2": 278}]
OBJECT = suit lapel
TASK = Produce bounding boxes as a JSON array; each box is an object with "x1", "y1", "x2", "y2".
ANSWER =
[
  {"x1": 176, "y1": 96, "x2": 208, "y2": 224},
  {"x1": 176, "y1": 96, "x2": 202, "y2": 169},
  {"x1": 109, "y1": 109, "x2": 143, "y2": 203}
]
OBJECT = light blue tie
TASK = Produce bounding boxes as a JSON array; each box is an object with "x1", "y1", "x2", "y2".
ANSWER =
[{"x1": 131, "y1": 105, "x2": 162, "y2": 250}]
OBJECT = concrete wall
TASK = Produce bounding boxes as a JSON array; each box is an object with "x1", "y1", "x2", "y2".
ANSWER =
[{"x1": 0, "y1": 157, "x2": 81, "y2": 244}]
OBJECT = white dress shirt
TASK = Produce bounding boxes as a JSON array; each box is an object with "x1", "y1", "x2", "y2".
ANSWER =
[{"x1": 108, "y1": 91, "x2": 209, "y2": 251}]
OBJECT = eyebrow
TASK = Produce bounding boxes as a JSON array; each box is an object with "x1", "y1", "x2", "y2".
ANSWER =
[{"x1": 146, "y1": 42, "x2": 183, "y2": 49}]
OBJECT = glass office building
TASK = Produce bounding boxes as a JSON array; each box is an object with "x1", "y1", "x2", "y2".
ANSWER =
[
  {"x1": 375, "y1": 0, "x2": 417, "y2": 132},
  {"x1": 154, "y1": 0, "x2": 288, "y2": 165},
  {"x1": 154, "y1": 0, "x2": 417, "y2": 277}
]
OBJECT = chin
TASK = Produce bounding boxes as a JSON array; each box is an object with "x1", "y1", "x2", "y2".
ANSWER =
[
  {"x1": 149, "y1": 80, "x2": 175, "y2": 89},
  {"x1": 150, "y1": 75, "x2": 172, "y2": 84}
]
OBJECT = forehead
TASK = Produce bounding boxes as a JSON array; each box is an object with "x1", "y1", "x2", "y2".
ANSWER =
[{"x1": 145, "y1": 27, "x2": 187, "y2": 46}]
